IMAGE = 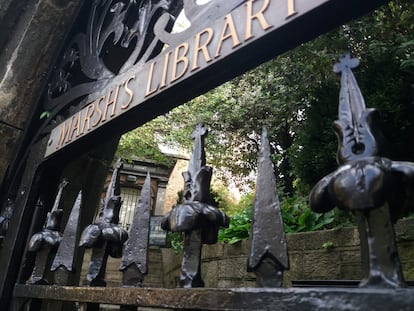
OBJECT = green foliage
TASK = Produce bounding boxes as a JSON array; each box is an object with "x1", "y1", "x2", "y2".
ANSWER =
[
  {"x1": 167, "y1": 232, "x2": 183, "y2": 253},
  {"x1": 218, "y1": 193, "x2": 254, "y2": 244},
  {"x1": 281, "y1": 196, "x2": 336, "y2": 233},
  {"x1": 116, "y1": 121, "x2": 175, "y2": 167},
  {"x1": 117, "y1": 1, "x2": 414, "y2": 229},
  {"x1": 118, "y1": 0, "x2": 414, "y2": 195},
  {"x1": 322, "y1": 241, "x2": 335, "y2": 250},
  {"x1": 218, "y1": 205, "x2": 252, "y2": 244},
  {"x1": 210, "y1": 182, "x2": 236, "y2": 214},
  {"x1": 218, "y1": 192, "x2": 355, "y2": 244}
]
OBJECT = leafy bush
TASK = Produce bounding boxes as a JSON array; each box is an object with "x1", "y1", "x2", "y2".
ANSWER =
[
  {"x1": 281, "y1": 196, "x2": 336, "y2": 233},
  {"x1": 218, "y1": 205, "x2": 252, "y2": 244},
  {"x1": 167, "y1": 232, "x2": 184, "y2": 253},
  {"x1": 217, "y1": 192, "x2": 355, "y2": 244}
]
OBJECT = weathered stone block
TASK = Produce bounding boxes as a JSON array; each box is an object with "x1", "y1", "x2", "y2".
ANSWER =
[
  {"x1": 287, "y1": 227, "x2": 360, "y2": 252},
  {"x1": 340, "y1": 263, "x2": 363, "y2": 279},
  {"x1": 203, "y1": 243, "x2": 224, "y2": 259},
  {"x1": 218, "y1": 257, "x2": 251, "y2": 280},
  {"x1": 284, "y1": 252, "x2": 306, "y2": 286},
  {"x1": 202, "y1": 260, "x2": 219, "y2": 287},
  {"x1": 339, "y1": 249, "x2": 362, "y2": 264},
  {"x1": 303, "y1": 251, "x2": 341, "y2": 279},
  {"x1": 223, "y1": 239, "x2": 250, "y2": 257}
]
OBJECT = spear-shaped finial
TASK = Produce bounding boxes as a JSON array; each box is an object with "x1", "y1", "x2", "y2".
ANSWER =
[
  {"x1": 247, "y1": 127, "x2": 289, "y2": 287},
  {"x1": 51, "y1": 191, "x2": 82, "y2": 285},
  {"x1": 310, "y1": 54, "x2": 411, "y2": 288},
  {"x1": 120, "y1": 172, "x2": 151, "y2": 287}
]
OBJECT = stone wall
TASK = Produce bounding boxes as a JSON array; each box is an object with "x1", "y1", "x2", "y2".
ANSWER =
[
  {"x1": 80, "y1": 247, "x2": 165, "y2": 288},
  {"x1": 162, "y1": 218, "x2": 414, "y2": 288},
  {"x1": 0, "y1": 0, "x2": 83, "y2": 185},
  {"x1": 77, "y1": 218, "x2": 414, "y2": 289}
]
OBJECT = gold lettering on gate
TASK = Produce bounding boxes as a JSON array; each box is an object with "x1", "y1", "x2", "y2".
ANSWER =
[
  {"x1": 145, "y1": 62, "x2": 158, "y2": 97},
  {"x1": 81, "y1": 102, "x2": 95, "y2": 133},
  {"x1": 102, "y1": 84, "x2": 120, "y2": 122},
  {"x1": 192, "y1": 28, "x2": 214, "y2": 71},
  {"x1": 70, "y1": 113, "x2": 81, "y2": 139},
  {"x1": 245, "y1": 0, "x2": 272, "y2": 41},
  {"x1": 92, "y1": 96, "x2": 104, "y2": 127},
  {"x1": 287, "y1": 0, "x2": 297, "y2": 18},
  {"x1": 121, "y1": 76, "x2": 135, "y2": 109},
  {"x1": 171, "y1": 42, "x2": 189, "y2": 83},
  {"x1": 58, "y1": 118, "x2": 72, "y2": 147},
  {"x1": 215, "y1": 13, "x2": 241, "y2": 58},
  {"x1": 160, "y1": 52, "x2": 171, "y2": 89}
]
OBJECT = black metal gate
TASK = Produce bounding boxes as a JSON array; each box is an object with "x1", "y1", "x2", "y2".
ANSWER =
[{"x1": 1, "y1": 0, "x2": 413, "y2": 310}]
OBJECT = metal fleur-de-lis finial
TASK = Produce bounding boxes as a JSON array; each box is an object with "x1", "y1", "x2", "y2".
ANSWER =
[
  {"x1": 183, "y1": 124, "x2": 210, "y2": 203},
  {"x1": 28, "y1": 179, "x2": 68, "y2": 284},
  {"x1": 161, "y1": 124, "x2": 229, "y2": 288},
  {"x1": 310, "y1": 54, "x2": 414, "y2": 288},
  {"x1": 333, "y1": 53, "x2": 379, "y2": 164},
  {"x1": 79, "y1": 159, "x2": 128, "y2": 286}
]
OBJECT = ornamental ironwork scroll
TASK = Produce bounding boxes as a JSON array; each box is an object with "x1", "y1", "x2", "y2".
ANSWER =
[
  {"x1": 310, "y1": 54, "x2": 414, "y2": 288},
  {"x1": 40, "y1": 0, "x2": 183, "y2": 139},
  {"x1": 39, "y1": 0, "x2": 250, "y2": 152}
]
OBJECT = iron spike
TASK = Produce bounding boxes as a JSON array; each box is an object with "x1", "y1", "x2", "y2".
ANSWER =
[
  {"x1": 50, "y1": 191, "x2": 82, "y2": 284},
  {"x1": 247, "y1": 127, "x2": 289, "y2": 287},
  {"x1": 120, "y1": 172, "x2": 151, "y2": 287}
]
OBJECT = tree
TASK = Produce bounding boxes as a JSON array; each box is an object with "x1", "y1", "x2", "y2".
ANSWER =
[{"x1": 117, "y1": 0, "x2": 414, "y2": 196}]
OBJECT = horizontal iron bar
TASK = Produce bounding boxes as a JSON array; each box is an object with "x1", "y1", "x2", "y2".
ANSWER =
[
  {"x1": 292, "y1": 280, "x2": 414, "y2": 287},
  {"x1": 13, "y1": 284, "x2": 414, "y2": 310}
]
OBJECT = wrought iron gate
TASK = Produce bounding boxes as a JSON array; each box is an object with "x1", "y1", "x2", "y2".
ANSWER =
[{"x1": 1, "y1": 0, "x2": 413, "y2": 310}]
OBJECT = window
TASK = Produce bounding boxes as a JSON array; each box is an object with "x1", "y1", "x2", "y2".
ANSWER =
[{"x1": 118, "y1": 187, "x2": 140, "y2": 231}]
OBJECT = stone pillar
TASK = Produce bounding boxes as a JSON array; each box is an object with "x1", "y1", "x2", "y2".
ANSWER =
[{"x1": 0, "y1": 0, "x2": 84, "y2": 188}]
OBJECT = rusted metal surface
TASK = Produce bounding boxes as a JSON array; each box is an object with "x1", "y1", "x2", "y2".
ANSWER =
[
  {"x1": 310, "y1": 54, "x2": 414, "y2": 288},
  {"x1": 50, "y1": 190, "x2": 82, "y2": 285},
  {"x1": 79, "y1": 159, "x2": 128, "y2": 286},
  {"x1": 27, "y1": 179, "x2": 68, "y2": 284},
  {"x1": 120, "y1": 172, "x2": 151, "y2": 287},
  {"x1": 13, "y1": 284, "x2": 414, "y2": 310},
  {"x1": 248, "y1": 127, "x2": 289, "y2": 287},
  {"x1": 162, "y1": 124, "x2": 229, "y2": 287}
]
